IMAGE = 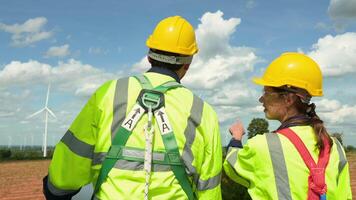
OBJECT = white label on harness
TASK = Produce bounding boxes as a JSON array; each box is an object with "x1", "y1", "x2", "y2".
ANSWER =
[
  {"x1": 122, "y1": 103, "x2": 145, "y2": 131},
  {"x1": 154, "y1": 107, "x2": 172, "y2": 135}
]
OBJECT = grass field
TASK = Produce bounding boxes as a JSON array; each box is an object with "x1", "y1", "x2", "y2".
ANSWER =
[{"x1": 0, "y1": 153, "x2": 355, "y2": 200}]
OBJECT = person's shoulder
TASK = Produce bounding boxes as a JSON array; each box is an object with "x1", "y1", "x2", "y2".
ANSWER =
[
  {"x1": 246, "y1": 133, "x2": 270, "y2": 152},
  {"x1": 95, "y1": 79, "x2": 117, "y2": 94}
]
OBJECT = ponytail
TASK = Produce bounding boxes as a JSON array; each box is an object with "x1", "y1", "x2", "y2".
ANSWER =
[{"x1": 302, "y1": 102, "x2": 333, "y2": 151}]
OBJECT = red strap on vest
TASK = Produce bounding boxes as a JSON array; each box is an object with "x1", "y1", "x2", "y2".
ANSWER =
[{"x1": 277, "y1": 128, "x2": 330, "y2": 200}]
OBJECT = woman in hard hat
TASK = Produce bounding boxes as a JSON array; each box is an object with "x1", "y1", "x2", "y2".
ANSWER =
[{"x1": 224, "y1": 52, "x2": 352, "y2": 200}]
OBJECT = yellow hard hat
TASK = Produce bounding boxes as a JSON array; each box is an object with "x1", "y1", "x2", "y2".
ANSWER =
[
  {"x1": 253, "y1": 52, "x2": 323, "y2": 96},
  {"x1": 146, "y1": 16, "x2": 198, "y2": 56}
]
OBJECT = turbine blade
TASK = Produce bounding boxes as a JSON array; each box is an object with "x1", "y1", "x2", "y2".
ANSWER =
[
  {"x1": 27, "y1": 108, "x2": 45, "y2": 119},
  {"x1": 46, "y1": 107, "x2": 56, "y2": 118},
  {"x1": 45, "y1": 84, "x2": 51, "y2": 107}
]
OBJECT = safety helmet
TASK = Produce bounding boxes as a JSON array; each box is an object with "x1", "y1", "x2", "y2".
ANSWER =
[
  {"x1": 253, "y1": 52, "x2": 323, "y2": 96},
  {"x1": 146, "y1": 16, "x2": 198, "y2": 56}
]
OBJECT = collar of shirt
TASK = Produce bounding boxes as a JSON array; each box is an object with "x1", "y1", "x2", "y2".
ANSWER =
[{"x1": 147, "y1": 66, "x2": 180, "y2": 83}]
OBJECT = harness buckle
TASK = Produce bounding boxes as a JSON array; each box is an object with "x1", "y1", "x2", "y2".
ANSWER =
[{"x1": 138, "y1": 89, "x2": 164, "y2": 112}]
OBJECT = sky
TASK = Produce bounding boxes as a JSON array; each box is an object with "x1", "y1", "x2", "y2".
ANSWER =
[{"x1": 1, "y1": 0, "x2": 356, "y2": 148}]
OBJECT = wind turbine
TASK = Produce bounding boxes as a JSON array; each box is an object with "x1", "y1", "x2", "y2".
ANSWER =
[{"x1": 27, "y1": 84, "x2": 56, "y2": 157}]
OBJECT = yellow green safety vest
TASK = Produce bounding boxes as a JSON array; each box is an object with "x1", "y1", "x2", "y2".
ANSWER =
[
  {"x1": 224, "y1": 126, "x2": 352, "y2": 200},
  {"x1": 47, "y1": 72, "x2": 222, "y2": 199}
]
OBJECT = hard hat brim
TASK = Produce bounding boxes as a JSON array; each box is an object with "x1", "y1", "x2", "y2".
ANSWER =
[{"x1": 252, "y1": 77, "x2": 281, "y2": 87}]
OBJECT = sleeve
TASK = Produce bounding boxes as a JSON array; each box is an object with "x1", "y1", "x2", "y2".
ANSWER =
[
  {"x1": 223, "y1": 139, "x2": 256, "y2": 189},
  {"x1": 43, "y1": 85, "x2": 104, "y2": 199},
  {"x1": 337, "y1": 163, "x2": 352, "y2": 200},
  {"x1": 336, "y1": 150, "x2": 352, "y2": 199},
  {"x1": 195, "y1": 105, "x2": 222, "y2": 200}
]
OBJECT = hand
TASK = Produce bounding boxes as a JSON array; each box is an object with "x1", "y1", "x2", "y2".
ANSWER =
[{"x1": 229, "y1": 120, "x2": 245, "y2": 140}]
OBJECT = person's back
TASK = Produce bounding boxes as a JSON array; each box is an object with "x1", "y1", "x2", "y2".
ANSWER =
[
  {"x1": 225, "y1": 125, "x2": 349, "y2": 199},
  {"x1": 43, "y1": 16, "x2": 222, "y2": 200}
]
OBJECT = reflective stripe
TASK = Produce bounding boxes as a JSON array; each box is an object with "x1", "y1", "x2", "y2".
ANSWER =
[
  {"x1": 227, "y1": 148, "x2": 238, "y2": 167},
  {"x1": 197, "y1": 171, "x2": 221, "y2": 191},
  {"x1": 134, "y1": 74, "x2": 152, "y2": 89},
  {"x1": 47, "y1": 176, "x2": 78, "y2": 196},
  {"x1": 114, "y1": 160, "x2": 171, "y2": 171},
  {"x1": 93, "y1": 152, "x2": 106, "y2": 165},
  {"x1": 111, "y1": 77, "x2": 129, "y2": 139},
  {"x1": 61, "y1": 130, "x2": 94, "y2": 159},
  {"x1": 182, "y1": 95, "x2": 204, "y2": 185},
  {"x1": 161, "y1": 81, "x2": 181, "y2": 88},
  {"x1": 334, "y1": 137, "x2": 347, "y2": 184},
  {"x1": 266, "y1": 133, "x2": 292, "y2": 200},
  {"x1": 94, "y1": 153, "x2": 171, "y2": 171},
  {"x1": 92, "y1": 149, "x2": 166, "y2": 166},
  {"x1": 122, "y1": 148, "x2": 165, "y2": 161}
]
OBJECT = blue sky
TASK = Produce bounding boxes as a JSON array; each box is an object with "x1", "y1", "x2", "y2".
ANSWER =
[{"x1": 1, "y1": 0, "x2": 356, "y2": 148}]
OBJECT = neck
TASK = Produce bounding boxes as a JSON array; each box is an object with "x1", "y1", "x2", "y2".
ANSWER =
[
  {"x1": 147, "y1": 66, "x2": 181, "y2": 83},
  {"x1": 280, "y1": 109, "x2": 302, "y2": 123}
]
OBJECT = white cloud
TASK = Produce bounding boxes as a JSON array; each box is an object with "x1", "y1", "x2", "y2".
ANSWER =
[
  {"x1": 0, "y1": 60, "x2": 52, "y2": 85},
  {"x1": 328, "y1": 0, "x2": 356, "y2": 19},
  {"x1": 0, "y1": 89, "x2": 30, "y2": 118},
  {"x1": 207, "y1": 83, "x2": 259, "y2": 106},
  {"x1": 0, "y1": 59, "x2": 120, "y2": 97},
  {"x1": 88, "y1": 47, "x2": 109, "y2": 55},
  {"x1": 45, "y1": 44, "x2": 70, "y2": 58},
  {"x1": 183, "y1": 11, "x2": 258, "y2": 90},
  {"x1": 0, "y1": 17, "x2": 53, "y2": 47},
  {"x1": 307, "y1": 32, "x2": 356, "y2": 76},
  {"x1": 132, "y1": 56, "x2": 149, "y2": 73},
  {"x1": 314, "y1": 98, "x2": 356, "y2": 124}
]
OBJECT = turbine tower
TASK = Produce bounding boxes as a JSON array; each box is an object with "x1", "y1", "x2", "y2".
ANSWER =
[{"x1": 27, "y1": 84, "x2": 56, "y2": 157}]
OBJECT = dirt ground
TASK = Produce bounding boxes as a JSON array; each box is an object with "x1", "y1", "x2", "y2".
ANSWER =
[
  {"x1": 0, "y1": 154, "x2": 355, "y2": 200},
  {"x1": 0, "y1": 160, "x2": 50, "y2": 200}
]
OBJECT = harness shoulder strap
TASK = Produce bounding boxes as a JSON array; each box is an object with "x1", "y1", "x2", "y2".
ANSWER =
[{"x1": 277, "y1": 128, "x2": 330, "y2": 200}]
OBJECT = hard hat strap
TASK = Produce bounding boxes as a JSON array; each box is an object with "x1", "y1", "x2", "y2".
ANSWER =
[{"x1": 148, "y1": 49, "x2": 193, "y2": 65}]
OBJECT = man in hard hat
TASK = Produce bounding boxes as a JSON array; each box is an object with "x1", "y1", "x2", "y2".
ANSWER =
[
  {"x1": 224, "y1": 52, "x2": 352, "y2": 199},
  {"x1": 43, "y1": 16, "x2": 222, "y2": 200}
]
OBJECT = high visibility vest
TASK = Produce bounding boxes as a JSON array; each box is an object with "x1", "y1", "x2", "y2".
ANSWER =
[
  {"x1": 277, "y1": 128, "x2": 330, "y2": 200},
  {"x1": 224, "y1": 126, "x2": 352, "y2": 200},
  {"x1": 47, "y1": 72, "x2": 222, "y2": 200}
]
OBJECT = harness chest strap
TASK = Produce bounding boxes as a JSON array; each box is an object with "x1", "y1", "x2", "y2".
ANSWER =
[{"x1": 277, "y1": 128, "x2": 330, "y2": 200}]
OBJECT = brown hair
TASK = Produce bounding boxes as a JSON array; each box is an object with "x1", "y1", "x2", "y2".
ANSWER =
[{"x1": 293, "y1": 94, "x2": 333, "y2": 151}]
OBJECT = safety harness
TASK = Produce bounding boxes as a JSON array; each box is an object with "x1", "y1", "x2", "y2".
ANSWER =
[
  {"x1": 93, "y1": 75, "x2": 195, "y2": 200},
  {"x1": 277, "y1": 128, "x2": 331, "y2": 200}
]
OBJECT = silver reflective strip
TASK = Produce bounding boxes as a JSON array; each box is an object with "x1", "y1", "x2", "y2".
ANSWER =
[
  {"x1": 182, "y1": 95, "x2": 204, "y2": 184},
  {"x1": 122, "y1": 148, "x2": 165, "y2": 161},
  {"x1": 114, "y1": 160, "x2": 171, "y2": 171},
  {"x1": 111, "y1": 77, "x2": 129, "y2": 139},
  {"x1": 148, "y1": 50, "x2": 193, "y2": 65},
  {"x1": 92, "y1": 150, "x2": 166, "y2": 166},
  {"x1": 334, "y1": 138, "x2": 347, "y2": 184},
  {"x1": 92, "y1": 152, "x2": 106, "y2": 165},
  {"x1": 227, "y1": 148, "x2": 238, "y2": 167},
  {"x1": 135, "y1": 74, "x2": 148, "y2": 86},
  {"x1": 47, "y1": 176, "x2": 78, "y2": 196},
  {"x1": 161, "y1": 81, "x2": 181, "y2": 88},
  {"x1": 266, "y1": 133, "x2": 292, "y2": 200},
  {"x1": 61, "y1": 130, "x2": 94, "y2": 159},
  {"x1": 197, "y1": 171, "x2": 222, "y2": 191}
]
